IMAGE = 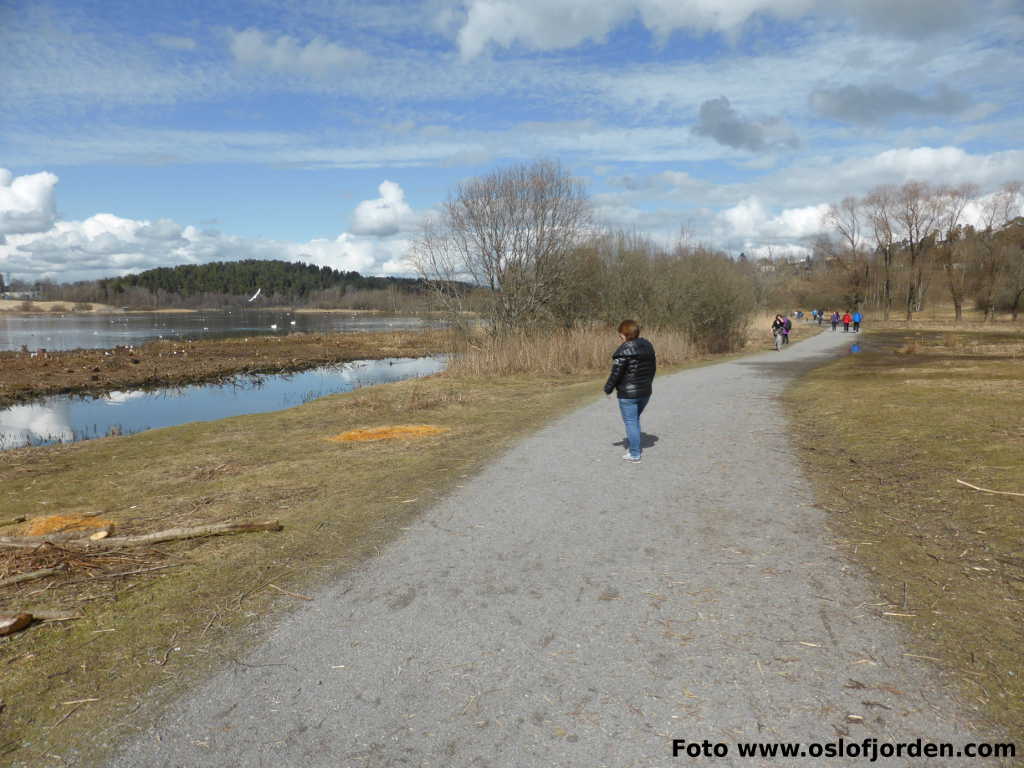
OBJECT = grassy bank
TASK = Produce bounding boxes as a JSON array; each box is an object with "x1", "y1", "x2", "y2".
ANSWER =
[
  {"x1": 786, "y1": 327, "x2": 1024, "y2": 743},
  {"x1": 0, "y1": 330, "x2": 449, "y2": 408}
]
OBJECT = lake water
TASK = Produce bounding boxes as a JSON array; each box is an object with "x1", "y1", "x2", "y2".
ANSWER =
[
  {"x1": 0, "y1": 356, "x2": 446, "y2": 451},
  {"x1": 0, "y1": 309, "x2": 443, "y2": 352}
]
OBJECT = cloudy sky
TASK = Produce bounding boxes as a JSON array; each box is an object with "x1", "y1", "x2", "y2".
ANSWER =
[{"x1": 1, "y1": 0, "x2": 1022, "y2": 282}]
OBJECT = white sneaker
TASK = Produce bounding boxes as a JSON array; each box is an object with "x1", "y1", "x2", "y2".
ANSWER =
[{"x1": 622, "y1": 453, "x2": 641, "y2": 462}]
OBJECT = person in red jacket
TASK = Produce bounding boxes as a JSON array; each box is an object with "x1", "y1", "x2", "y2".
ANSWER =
[{"x1": 841, "y1": 311, "x2": 852, "y2": 332}]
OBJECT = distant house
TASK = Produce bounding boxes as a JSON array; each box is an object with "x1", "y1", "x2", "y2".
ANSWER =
[{"x1": 2, "y1": 291, "x2": 39, "y2": 301}]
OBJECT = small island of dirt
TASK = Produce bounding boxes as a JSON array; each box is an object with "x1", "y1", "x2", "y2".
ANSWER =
[{"x1": 0, "y1": 329, "x2": 450, "y2": 408}]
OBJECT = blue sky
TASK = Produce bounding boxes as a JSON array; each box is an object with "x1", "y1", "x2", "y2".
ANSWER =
[{"x1": 1, "y1": 0, "x2": 1022, "y2": 282}]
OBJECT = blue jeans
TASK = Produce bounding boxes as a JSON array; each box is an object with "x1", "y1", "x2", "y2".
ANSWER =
[{"x1": 618, "y1": 396, "x2": 650, "y2": 459}]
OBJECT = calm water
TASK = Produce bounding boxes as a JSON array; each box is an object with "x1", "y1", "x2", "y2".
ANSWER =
[
  {"x1": 0, "y1": 356, "x2": 446, "y2": 450},
  {"x1": 0, "y1": 310, "x2": 443, "y2": 351}
]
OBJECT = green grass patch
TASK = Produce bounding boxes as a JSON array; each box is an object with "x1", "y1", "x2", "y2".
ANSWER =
[{"x1": 786, "y1": 328, "x2": 1024, "y2": 743}]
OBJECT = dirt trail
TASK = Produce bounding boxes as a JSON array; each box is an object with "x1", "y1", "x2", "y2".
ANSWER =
[{"x1": 107, "y1": 330, "x2": 1003, "y2": 767}]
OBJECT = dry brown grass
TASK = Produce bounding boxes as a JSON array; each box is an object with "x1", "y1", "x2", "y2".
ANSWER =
[
  {"x1": 787, "y1": 328, "x2": 1024, "y2": 744},
  {"x1": 0, "y1": 299, "x2": 118, "y2": 314},
  {"x1": 860, "y1": 302, "x2": 1023, "y2": 331},
  {"x1": 446, "y1": 325, "x2": 696, "y2": 378}
]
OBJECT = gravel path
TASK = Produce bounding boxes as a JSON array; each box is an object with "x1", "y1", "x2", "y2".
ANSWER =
[{"x1": 110, "y1": 329, "x2": 998, "y2": 767}]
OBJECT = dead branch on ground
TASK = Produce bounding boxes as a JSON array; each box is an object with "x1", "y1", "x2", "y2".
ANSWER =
[{"x1": 956, "y1": 479, "x2": 1024, "y2": 498}]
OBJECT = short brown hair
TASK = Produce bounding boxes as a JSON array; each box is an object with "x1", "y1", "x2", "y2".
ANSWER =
[{"x1": 617, "y1": 319, "x2": 639, "y2": 340}]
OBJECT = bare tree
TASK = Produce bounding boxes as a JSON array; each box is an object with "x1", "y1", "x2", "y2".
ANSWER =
[
  {"x1": 825, "y1": 197, "x2": 873, "y2": 310},
  {"x1": 864, "y1": 185, "x2": 898, "y2": 320},
  {"x1": 826, "y1": 196, "x2": 865, "y2": 257},
  {"x1": 973, "y1": 182, "x2": 1022, "y2": 321},
  {"x1": 413, "y1": 160, "x2": 591, "y2": 334},
  {"x1": 890, "y1": 181, "x2": 942, "y2": 319},
  {"x1": 1004, "y1": 223, "x2": 1024, "y2": 320},
  {"x1": 933, "y1": 183, "x2": 978, "y2": 322}
]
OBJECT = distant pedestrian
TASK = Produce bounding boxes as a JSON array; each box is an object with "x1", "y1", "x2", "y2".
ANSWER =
[
  {"x1": 782, "y1": 314, "x2": 792, "y2": 344},
  {"x1": 816, "y1": 309, "x2": 824, "y2": 327},
  {"x1": 771, "y1": 314, "x2": 785, "y2": 351},
  {"x1": 831, "y1": 311, "x2": 840, "y2": 331},
  {"x1": 852, "y1": 310, "x2": 863, "y2": 332},
  {"x1": 842, "y1": 311, "x2": 852, "y2": 332},
  {"x1": 604, "y1": 320, "x2": 656, "y2": 463}
]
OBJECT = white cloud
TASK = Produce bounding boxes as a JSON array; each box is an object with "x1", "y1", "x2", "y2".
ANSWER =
[
  {"x1": 1, "y1": 213, "x2": 417, "y2": 282},
  {"x1": 0, "y1": 172, "x2": 424, "y2": 282},
  {"x1": 287, "y1": 233, "x2": 415, "y2": 275},
  {"x1": 448, "y1": 0, "x2": 984, "y2": 58},
  {"x1": 452, "y1": 0, "x2": 815, "y2": 59},
  {"x1": 349, "y1": 181, "x2": 421, "y2": 236},
  {"x1": 715, "y1": 197, "x2": 829, "y2": 242},
  {"x1": 0, "y1": 169, "x2": 59, "y2": 235},
  {"x1": 229, "y1": 28, "x2": 366, "y2": 78}
]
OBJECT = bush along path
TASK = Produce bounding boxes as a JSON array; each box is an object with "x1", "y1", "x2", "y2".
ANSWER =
[{"x1": 109, "y1": 330, "x2": 1005, "y2": 767}]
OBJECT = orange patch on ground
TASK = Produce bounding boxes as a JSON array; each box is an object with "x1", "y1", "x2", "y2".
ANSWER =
[
  {"x1": 327, "y1": 425, "x2": 449, "y2": 443},
  {"x1": 25, "y1": 514, "x2": 113, "y2": 536}
]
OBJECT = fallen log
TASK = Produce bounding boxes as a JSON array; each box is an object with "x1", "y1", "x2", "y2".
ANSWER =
[
  {"x1": 0, "y1": 520, "x2": 281, "y2": 550},
  {"x1": 90, "y1": 520, "x2": 282, "y2": 548},
  {"x1": 0, "y1": 516, "x2": 27, "y2": 529},
  {"x1": 0, "y1": 565, "x2": 66, "y2": 589}
]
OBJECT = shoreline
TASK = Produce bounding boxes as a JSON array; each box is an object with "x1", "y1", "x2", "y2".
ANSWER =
[
  {"x1": 0, "y1": 329, "x2": 450, "y2": 409},
  {"x1": 0, "y1": 301, "x2": 446, "y2": 316}
]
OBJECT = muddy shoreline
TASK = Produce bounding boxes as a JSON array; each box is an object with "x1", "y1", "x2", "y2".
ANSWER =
[{"x1": 0, "y1": 329, "x2": 450, "y2": 408}]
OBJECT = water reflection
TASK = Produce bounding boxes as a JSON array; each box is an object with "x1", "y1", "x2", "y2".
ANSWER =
[
  {"x1": 0, "y1": 309, "x2": 445, "y2": 351},
  {"x1": 850, "y1": 343, "x2": 861, "y2": 354},
  {"x1": 0, "y1": 356, "x2": 445, "y2": 450}
]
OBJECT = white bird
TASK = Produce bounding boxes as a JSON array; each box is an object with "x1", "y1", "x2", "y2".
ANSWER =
[
  {"x1": 289, "y1": 320, "x2": 296, "y2": 326},
  {"x1": 247, "y1": 288, "x2": 262, "y2": 302},
  {"x1": 270, "y1": 324, "x2": 278, "y2": 330}
]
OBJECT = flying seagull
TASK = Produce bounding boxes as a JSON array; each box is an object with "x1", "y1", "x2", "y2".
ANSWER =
[{"x1": 247, "y1": 288, "x2": 262, "y2": 302}]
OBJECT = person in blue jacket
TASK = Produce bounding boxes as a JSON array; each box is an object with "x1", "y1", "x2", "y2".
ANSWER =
[{"x1": 852, "y1": 310, "x2": 863, "y2": 332}]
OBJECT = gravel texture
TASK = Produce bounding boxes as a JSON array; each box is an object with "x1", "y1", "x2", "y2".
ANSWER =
[{"x1": 109, "y1": 329, "x2": 1001, "y2": 767}]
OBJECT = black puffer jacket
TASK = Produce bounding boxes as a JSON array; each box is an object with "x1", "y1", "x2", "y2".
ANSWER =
[{"x1": 603, "y1": 337, "x2": 656, "y2": 399}]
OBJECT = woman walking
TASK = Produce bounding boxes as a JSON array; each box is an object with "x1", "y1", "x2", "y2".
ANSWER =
[
  {"x1": 604, "y1": 320, "x2": 656, "y2": 463},
  {"x1": 771, "y1": 314, "x2": 785, "y2": 351}
]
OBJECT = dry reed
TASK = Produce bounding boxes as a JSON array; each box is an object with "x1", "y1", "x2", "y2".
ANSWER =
[{"x1": 445, "y1": 326, "x2": 697, "y2": 378}]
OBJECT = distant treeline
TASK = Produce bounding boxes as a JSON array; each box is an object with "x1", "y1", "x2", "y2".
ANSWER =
[{"x1": 35, "y1": 260, "x2": 472, "y2": 311}]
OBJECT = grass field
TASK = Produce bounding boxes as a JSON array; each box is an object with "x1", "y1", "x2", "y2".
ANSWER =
[{"x1": 786, "y1": 325, "x2": 1024, "y2": 744}]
